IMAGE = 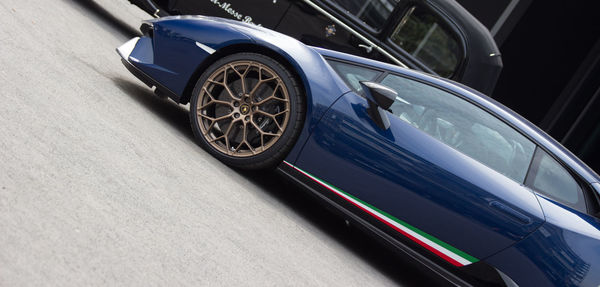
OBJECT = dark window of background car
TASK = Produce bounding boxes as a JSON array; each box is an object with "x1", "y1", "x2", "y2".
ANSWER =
[
  {"x1": 326, "y1": 60, "x2": 383, "y2": 93},
  {"x1": 389, "y1": 5, "x2": 460, "y2": 77},
  {"x1": 326, "y1": 0, "x2": 400, "y2": 31},
  {"x1": 380, "y1": 74, "x2": 536, "y2": 183},
  {"x1": 525, "y1": 148, "x2": 588, "y2": 213}
]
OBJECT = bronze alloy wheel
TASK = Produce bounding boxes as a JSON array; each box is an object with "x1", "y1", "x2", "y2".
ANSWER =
[{"x1": 195, "y1": 60, "x2": 291, "y2": 157}]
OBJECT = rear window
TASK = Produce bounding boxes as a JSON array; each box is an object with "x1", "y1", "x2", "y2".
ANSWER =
[{"x1": 527, "y1": 149, "x2": 587, "y2": 212}]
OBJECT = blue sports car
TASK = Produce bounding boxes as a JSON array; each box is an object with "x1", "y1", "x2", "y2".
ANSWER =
[{"x1": 117, "y1": 16, "x2": 600, "y2": 286}]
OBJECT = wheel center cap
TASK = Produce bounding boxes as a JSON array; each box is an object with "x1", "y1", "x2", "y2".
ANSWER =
[{"x1": 240, "y1": 104, "x2": 251, "y2": 115}]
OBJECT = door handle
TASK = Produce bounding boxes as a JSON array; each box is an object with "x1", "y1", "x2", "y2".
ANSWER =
[
  {"x1": 490, "y1": 201, "x2": 532, "y2": 224},
  {"x1": 358, "y1": 44, "x2": 373, "y2": 53}
]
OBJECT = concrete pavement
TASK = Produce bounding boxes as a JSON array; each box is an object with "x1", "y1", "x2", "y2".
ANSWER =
[{"x1": 0, "y1": 0, "x2": 447, "y2": 285}]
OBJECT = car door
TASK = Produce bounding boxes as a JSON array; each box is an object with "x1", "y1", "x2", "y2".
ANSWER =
[{"x1": 292, "y1": 65, "x2": 545, "y2": 266}]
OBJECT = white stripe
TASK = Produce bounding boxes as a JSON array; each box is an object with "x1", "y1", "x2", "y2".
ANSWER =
[{"x1": 290, "y1": 162, "x2": 472, "y2": 265}]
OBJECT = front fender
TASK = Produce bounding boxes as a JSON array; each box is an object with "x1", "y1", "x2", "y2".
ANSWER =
[
  {"x1": 132, "y1": 16, "x2": 351, "y2": 162},
  {"x1": 133, "y1": 16, "x2": 254, "y2": 97}
]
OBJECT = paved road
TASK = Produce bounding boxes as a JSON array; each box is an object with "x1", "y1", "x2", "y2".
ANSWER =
[{"x1": 0, "y1": 0, "x2": 450, "y2": 286}]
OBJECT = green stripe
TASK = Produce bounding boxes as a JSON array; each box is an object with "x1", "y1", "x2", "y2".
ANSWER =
[{"x1": 301, "y1": 167, "x2": 478, "y2": 263}]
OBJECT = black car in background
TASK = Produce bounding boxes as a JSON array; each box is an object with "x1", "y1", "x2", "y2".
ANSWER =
[{"x1": 127, "y1": 0, "x2": 502, "y2": 95}]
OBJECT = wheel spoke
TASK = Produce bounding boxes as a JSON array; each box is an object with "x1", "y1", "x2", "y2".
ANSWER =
[
  {"x1": 250, "y1": 120, "x2": 283, "y2": 136},
  {"x1": 255, "y1": 108, "x2": 289, "y2": 117},
  {"x1": 254, "y1": 82, "x2": 289, "y2": 106},
  {"x1": 221, "y1": 66, "x2": 240, "y2": 100},
  {"x1": 241, "y1": 123, "x2": 257, "y2": 155},
  {"x1": 259, "y1": 66, "x2": 276, "y2": 82},
  {"x1": 222, "y1": 119, "x2": 239, "y2": 154},
  {"x1": 260, "y1": 134, "x2": 265, "y2": 150},
  {"x1": 254, "y1": 110, "x2": 284, "y2": 132},
  {"x1": 272, "y1": 110, "x2": 289, "y2": 117},
  {"x1": 202, "y1": 114, "x2": 233, "y2": 136},
  {"x1": 230, "y1": 63, "x2": 250, "y2": 94},
  {"x1": 208, "y1": 135, "x2": 222, "y2": 143},
  {"x1": 207, "y1": 79, "x2": 223, "y2": 86},
  {"x1": 248, "y1": 79, "x2": 264, "y2": 97},
  {"x1": 223, "y1": 119, "x2": 237, "y2": 138},
  {"x1": 198, "y1": 87, "x2": 233, "y2": 110},
  {"x1": 248, "y1": 75, "x2": 278, "y2": 98},
  {"x1": 199, "y1": 113, "x2": 214, "y2": 120},
  {"x1": 199, "y1": 112, "x2": 232, "y2": 122},
  {"x1": 253, "y1": 83, "x2": 277, "y2": 105},
  {"x1": 233, "y1": 123, "x2": 248, "y2": 153}
]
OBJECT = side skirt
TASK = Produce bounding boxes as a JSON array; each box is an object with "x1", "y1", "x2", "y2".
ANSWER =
[{"x1": 276, "y1": 163, "x2": 474, "y2": 287}]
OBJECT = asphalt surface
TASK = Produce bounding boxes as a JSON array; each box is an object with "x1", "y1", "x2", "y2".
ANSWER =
[{"x1": 0, "y1": 0, "x2": 450, "y2": 286}]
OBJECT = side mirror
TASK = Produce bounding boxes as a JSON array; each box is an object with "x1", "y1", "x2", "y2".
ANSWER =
[{"x1": 360, "y1": 81, "x2": 397, "y2": 129}]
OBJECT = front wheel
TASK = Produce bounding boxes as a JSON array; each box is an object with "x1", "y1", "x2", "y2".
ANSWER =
[{"x1": 189, "y1": 53, "x2": 305, "y2": 170}]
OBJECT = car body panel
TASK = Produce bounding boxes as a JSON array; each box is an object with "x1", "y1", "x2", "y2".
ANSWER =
[
  {"x1": 485, "y1": 195, "x2": 600, "y2": 286},
  {"x1": 294, "y1": 91, "x2": 545, "y2": 263},
  {"x1": 131, "y1": 17, "x2": 254, "y2": 96},
  {"x1": 117, "y1": 16, "x2": 600, "y2": 286}
]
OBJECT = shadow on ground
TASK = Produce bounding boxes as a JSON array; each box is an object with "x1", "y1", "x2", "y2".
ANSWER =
[
  {"x1": 111, "y1": 76, "x2": 450, "y2": 286},
  {"x1": 111, "y1": 78, "x2": 194, "y2": 140},
  {"x1": 72, "y1": 0, "x2": 141, "y2": 38}
]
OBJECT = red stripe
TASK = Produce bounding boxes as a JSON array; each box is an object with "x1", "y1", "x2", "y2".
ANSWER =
[{"x1": 286, "y1": 162, "x2": 463, "y2": 267}]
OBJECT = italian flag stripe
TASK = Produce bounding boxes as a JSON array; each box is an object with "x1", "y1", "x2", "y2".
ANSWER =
[{"x1": 283, "y1": 161, "x2": 478, "y2": 267}]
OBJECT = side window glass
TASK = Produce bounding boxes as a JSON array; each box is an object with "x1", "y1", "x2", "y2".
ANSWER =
[
  {"x1": 528, "y1": 149, "x2": 586, "y2": 212},
  {"x1": 380, "y1": 74, "x2": 536, "y2": 183},
  {"x1": 390, "y1": 6, "x2": 460, "y2": 77},
  {"x1": 328, "y1": 0, "x2": 400, "y2": 30},
  {"x1": 327, "y1": 60, "x2": 383, "y2": 93}
]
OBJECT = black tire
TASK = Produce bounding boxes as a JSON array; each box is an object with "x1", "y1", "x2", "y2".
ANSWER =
[{"x1": 189, "y1": 52, "x2": 305, "y2": 170}]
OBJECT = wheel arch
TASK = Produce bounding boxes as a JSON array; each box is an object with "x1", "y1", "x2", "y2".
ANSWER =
[
  {"x1": 179, "y1": 43, "x2": 308, "y2": 109},
  {"x1": 148, "y1": 17, "x2": 351, "y2": 163}
]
